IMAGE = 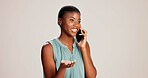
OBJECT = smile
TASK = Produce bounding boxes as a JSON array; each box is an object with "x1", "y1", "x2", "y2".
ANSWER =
[{"x1": 71, "y1": 29, "x2": 77, "y2": 33}]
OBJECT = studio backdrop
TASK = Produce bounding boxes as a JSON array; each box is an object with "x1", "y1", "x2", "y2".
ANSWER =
[{"x1": 0, "y1": 0, "x2": 148, "y2": 78}]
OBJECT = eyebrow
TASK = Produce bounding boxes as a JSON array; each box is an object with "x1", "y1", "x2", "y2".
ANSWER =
[{"x1": 69, "y1": 17, "x2": 81, "y2": 20}]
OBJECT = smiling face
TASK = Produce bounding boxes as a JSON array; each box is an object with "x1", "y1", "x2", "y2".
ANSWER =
[{"x1": 58, "y1": 12, "x2": 81, "y2": 37}]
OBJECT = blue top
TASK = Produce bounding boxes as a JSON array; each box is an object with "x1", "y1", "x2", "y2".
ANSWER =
[{"x1": 47, "y1": 38, "x2": 85, "y2": 78}]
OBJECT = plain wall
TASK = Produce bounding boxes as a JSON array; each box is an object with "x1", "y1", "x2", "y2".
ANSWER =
[{"x1": 0, "y1": 0, "x2": 148, "y2": 78}]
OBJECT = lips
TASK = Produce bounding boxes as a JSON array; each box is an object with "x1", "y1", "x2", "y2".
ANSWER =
[{"x1": 71, "y1": 28, "x2": 78, "y2": 33}]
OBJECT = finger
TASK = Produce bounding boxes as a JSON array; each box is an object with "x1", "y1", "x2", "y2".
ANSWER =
[
  {"x1": 67, "y1": 63, "x2": 74, "y2": 67},
  {"x1": 80, "y1": 28, "x2": 87, "y2": 34},
  {"x1": 67, "y1": 61, "x2": 75, "y2": 67},
  {"x1": 70, "y1": 62, "x2": 74, "y2": 66},
  {"x1": 70, "y1": 60, "x2": 76, "y2": 66},
  {"x1": 67, "y1": 64, "x2": 71, "y2": 67},
  {"x1": 71, "y1": 60, "x2": 76, "y2": 64},
  {"x1": 80, "y1": 29, "x2": 87, "y2": 38},
  {"x1": 67, "y1": 60, "x2": 72, "y2": 64},
  {"x1": 62, "y1": 60, "x2": 68, "y2": 65},
  {"x1": 61, "y1": 60, "x2": 65, "y2": 63},
  {"x1": 67, "y1": 63, "x2": 74, "y2": 68}
]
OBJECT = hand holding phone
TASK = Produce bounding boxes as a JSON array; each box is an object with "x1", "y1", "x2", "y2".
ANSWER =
[{"x1": 76, "y1": 29, "x2": 84, "y2": 42}]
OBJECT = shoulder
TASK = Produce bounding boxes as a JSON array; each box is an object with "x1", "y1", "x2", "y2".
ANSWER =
[
  {"x1": 41, "y1": 42, "x2": 54, "y2": 58},
  {"x1": 41, "y1": 38, "x2": 57, "y2": 52},
  {"x1": 42, "y1": 42, "x2": 52, "y2": 51}
]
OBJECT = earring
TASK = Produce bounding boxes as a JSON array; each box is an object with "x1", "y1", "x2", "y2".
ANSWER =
[{"x1": 60, "y1": 22, "x2": 62, "y2": 25}]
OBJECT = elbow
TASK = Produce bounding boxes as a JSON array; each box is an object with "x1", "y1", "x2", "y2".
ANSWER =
[
  {"x1": 93, "y1": 68, "x2": 97, "y2": 78},
  {"x1": 91, "y1": 67, "x2": 97, "y2": 78},
  {"x1": 86, "y1": 68, "x2": 97, "y2": 78}
]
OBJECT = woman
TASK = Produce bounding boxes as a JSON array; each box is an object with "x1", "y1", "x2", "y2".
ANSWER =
[{"x1": 41, "y1": 5, "x2": 97, "y2": 78}]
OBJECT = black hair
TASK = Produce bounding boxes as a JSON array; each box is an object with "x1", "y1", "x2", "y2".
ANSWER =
[{"x1": 58, "y1": 5, "x2": 80, "y2": 18}]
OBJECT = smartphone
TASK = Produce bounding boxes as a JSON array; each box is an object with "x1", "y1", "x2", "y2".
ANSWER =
[{"x1": 76, "y1": 29, "x2": 84, "y2": 42}]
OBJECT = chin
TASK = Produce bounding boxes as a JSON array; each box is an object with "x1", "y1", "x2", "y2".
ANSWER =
[
  {"x1": 70, "y1": 34, "x2": 76, "y2": 38},
  {"x1": 73, "y1": 33, "x2": 77, "y2": 37},
  {"x1": 69, "y1": 32, "x2": 77, "y2": 38}
]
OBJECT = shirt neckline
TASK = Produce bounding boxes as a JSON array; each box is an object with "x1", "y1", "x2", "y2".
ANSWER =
[
  {"x1": 55, "y1": 38, "x2": 77, "y2": 48},
  {"x1": 55, "y1": 38, "x2": 77, "y2": 55}
]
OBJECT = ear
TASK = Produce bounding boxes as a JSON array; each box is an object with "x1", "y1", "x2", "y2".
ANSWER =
[{"x1": 58, "y1": 18, "x2": 62, "y2": 26}]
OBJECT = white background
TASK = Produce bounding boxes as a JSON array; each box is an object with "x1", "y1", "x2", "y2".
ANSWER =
[{"x1": 0, "y1": 0, "x2": 148, "y2": 78}]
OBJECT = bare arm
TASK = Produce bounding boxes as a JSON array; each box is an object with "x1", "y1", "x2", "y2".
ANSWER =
[
  {"x1": 41, "y1": 43, "x2": 75, "y2": 78},
  {"x1": 41, "y1": 43, "x2": 57, "y2": 78},
  {"x1": 78, "y1": 29, "x2": 97, "y2": 78},
  {"x1": 80, "y1": 42, "x2": 97, "y2": 78}
]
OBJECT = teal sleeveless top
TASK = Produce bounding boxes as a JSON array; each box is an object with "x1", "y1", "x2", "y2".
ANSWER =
[{"x1": 47, "y1": 38, "x2": 85, "y2": 78}]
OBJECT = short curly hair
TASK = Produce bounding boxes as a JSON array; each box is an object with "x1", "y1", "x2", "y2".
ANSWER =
[{"x1": 58, "y1": 5, "x2": 80, "y2": 18}]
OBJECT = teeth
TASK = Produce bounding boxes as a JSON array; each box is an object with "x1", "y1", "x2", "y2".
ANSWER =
[{"x1": 71, "y1": 29, "x2": 77, "y2": 32}]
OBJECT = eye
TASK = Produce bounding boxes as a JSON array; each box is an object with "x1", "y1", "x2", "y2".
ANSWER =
[
  {"x1": 69, "y1": 19, "x2": 74, "y2": 22},
  {"x1": 78, "y1": 20, "x2": 81, "y2": 23}
]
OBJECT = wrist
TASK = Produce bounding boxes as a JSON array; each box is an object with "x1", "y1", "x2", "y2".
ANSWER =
[
  {"x1": 56, "y1": 65, "x2": 66, "y2": 78},
  {"x1": 59, "y1": 64, "x2": 67, "y2": 70},
  {"x1": 80, "y1": 47, "x2": 87, "y2": 53}
]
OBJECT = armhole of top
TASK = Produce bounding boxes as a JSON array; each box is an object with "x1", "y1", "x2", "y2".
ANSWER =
[{"x1": 46, "y1": 41, "x2": 57, "y2": 62}]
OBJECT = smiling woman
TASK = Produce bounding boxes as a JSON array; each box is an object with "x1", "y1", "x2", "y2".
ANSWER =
[{"x1": 41, "y1": 5, "x2": 97, "y2": 78}]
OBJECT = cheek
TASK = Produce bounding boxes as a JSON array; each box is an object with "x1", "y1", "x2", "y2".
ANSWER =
[
  {"x1": 69, "y1": 23, "x2": 74, "y2": 26},
  {"x1": 66, "y1": 22, "x2": 74, "y2": 26}
]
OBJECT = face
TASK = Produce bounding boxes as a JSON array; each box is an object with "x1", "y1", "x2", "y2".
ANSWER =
[{"x1": 58, "y1": 12, "x2": 81, "y2": 37}]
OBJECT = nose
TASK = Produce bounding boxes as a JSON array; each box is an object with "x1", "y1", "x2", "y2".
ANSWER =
[
  {"x1": 73, "y1": 21, "x2": 80, "y2": 27},
  {"x1": 73, "y1": 23, "x2": 80, "y2": 29}
]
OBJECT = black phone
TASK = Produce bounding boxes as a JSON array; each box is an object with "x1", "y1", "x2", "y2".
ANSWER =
[{"x1": 76, "y1": 29, "x2": 84, "y2": 42}]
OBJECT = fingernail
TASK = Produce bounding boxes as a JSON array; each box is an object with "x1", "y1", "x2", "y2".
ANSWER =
[{"x1": 61, "y1": 60, "x2": 65, "y2": 63}]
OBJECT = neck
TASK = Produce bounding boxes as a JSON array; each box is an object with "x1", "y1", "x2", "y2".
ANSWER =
[{"x1": 58, "y1": 34, "x2": 74, "y2": 47}]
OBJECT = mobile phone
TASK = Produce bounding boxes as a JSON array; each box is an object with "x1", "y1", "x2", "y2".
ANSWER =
[{"x1": 76, "y1": 29, "x2": 84, "y2": 42}]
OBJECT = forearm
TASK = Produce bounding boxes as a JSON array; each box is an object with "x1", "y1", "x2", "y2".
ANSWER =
[
  {"x1": 54, "y1": 66, "x2": 66, "y2": 78},
  {"x1": 81, "y1": 48, "x2": 97, "y2": 78}
]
